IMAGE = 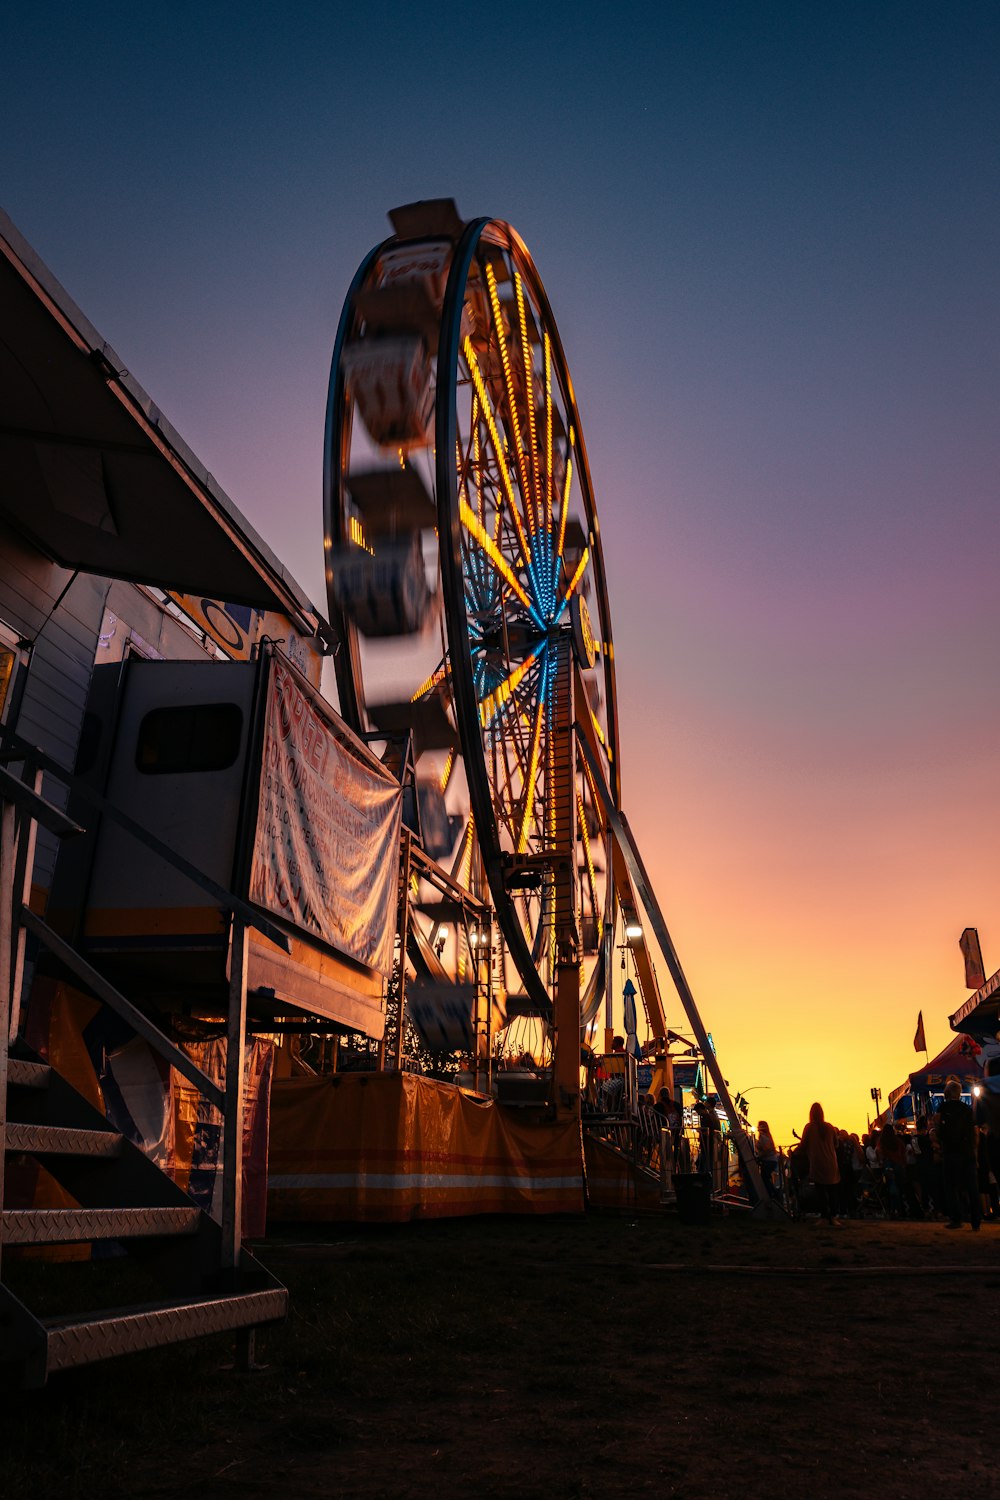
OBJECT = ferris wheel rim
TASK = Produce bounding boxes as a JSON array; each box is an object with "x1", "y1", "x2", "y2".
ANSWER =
[
  {"x1": 321, "y1": 235, "x2": 391, "y2": 733},
  {"x1": 435, "y1": 216, "x2": 620, "y2": 1019}
]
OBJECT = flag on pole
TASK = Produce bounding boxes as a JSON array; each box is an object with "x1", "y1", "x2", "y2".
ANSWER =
[
  {"x1": 622, "y1": 979, "x2": 641, "y2": 1058},
  {"x1": 913, "y1": 1011, "x2": 926, "y2": 1053},
  {"x1": 960, "y1": 928, "x2": 986, "y2": 990}
]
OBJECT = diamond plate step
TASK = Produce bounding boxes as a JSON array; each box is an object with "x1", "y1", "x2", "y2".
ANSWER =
[
  {"x1": 44, "y1": 1288, "x2": 289, "y2": 1372},
  {"x1": 2, "y1": 1207, "x2": 201, "y2": 1244},
  {"x1": 5, "y1": 1123, "x2": 122, "y2": 1157},
  {"x1": 7, "y1": 1059, "x2": 50, "y2": 1089}
]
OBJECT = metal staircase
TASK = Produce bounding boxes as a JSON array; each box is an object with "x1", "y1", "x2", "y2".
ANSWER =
[
  {"x1": 2, "y1": 1047, "x2": 286, "y2": 1388},
  {"x1": 0, "y1": 751, "x2": 288, "y2": 1388}
]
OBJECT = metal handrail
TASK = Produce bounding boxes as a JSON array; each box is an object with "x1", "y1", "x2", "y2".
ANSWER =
[
  {"x1": 1, "y1": 755, "x2": 248, "y2": 1272},
  {"x1": 18, "y1": 907, "x2": 224, "y2": 1109}
]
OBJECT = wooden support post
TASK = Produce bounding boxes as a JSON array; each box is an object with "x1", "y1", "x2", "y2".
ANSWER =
[
  {"x1": 393, "y1": 830, "x2": 411, "y2": 1072},
  {"x1": 222, "y1": 918, "x2": 249, "y2": 1273},
  {"x1": 483, "y1": 919, "x2": 493, "y2": 1096}
]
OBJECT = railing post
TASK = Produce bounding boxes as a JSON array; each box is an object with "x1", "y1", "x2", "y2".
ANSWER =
[
  {"x1": 659, "y1": 1126, "x2": 671, "y2": 1202},
  {"x1": 222, "y1": 918, "x2": 248, "y2": 1273},
  {"x1": 0, "y1": 796, "x2": 17, "y2": 1277}
]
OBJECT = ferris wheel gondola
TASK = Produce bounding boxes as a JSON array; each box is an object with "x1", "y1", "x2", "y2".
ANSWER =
[{"x1": 324, "y1": 202, "x2": 620, "y2": 1036}]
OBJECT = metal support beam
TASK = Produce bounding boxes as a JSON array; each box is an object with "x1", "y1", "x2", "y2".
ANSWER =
[
  {"x1": 551, "y1": 639, "x2": 581, "y2": 1118},
  {"x1": 573, "y1": 662, "x2": 666, "y2": 1041},
  {"x1": 577, "y1": 736, "x2": 781, "y2": 1216}
]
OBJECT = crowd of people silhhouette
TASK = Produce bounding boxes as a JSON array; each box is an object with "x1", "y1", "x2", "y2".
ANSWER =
[
  {"x1": 783, "y1": 1077, "x2": 998, "y2": 1229},
  {"x1": 595, "y1": 1043, "x2": 998, "y2": 1227}
]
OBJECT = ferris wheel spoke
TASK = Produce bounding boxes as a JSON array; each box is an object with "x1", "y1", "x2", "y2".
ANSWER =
[
  {"x1": 493, "y1": 665, "x2": 542, "y2": 790},
  {"x1": 516, "y1": 684, "x2": 547, "y2": 855},
  {"x1": 543, "y1": 334, "x2": 554, "y2": 538},
  {"x1": 513, "y1": 272, "x2": 542, "y2": 528},
  {"x1": 577, "y1": 791, "x2": 601, "y2": 941},
  {"x1": 485, "y1": 262, "x2": 536, "y2": 538},
  {"x1": 460, "y1": 500, "x2": 539, "y2": 618},
  {"x1": 485, "y1": 679, "x2": 544, "y2": 845},
  {"x1": 553, "y1": 545, "x2": 590, "y2": 624},
  {"x1": 477, "y1": 647, "x2": 543, "y2": 730},
  {"x1": 462, "y1": 335, "x2": 533, "y2": 567},
  {"x1": 552, "y1": 437, "x2": 575, "y2": 599}
]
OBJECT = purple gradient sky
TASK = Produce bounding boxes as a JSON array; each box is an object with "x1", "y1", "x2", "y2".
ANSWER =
[{"x1": 4, "y1": 2, "x2": 999, "y2": 1137}]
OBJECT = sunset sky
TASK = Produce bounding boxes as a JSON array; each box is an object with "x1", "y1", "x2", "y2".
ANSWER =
[{"x1": 4, "y1": 3, "x2": 999, "y2": 1141}]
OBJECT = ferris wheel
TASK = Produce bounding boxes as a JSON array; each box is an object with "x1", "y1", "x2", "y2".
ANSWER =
[{"x1": 323, "y1": 201, "x2": 621, "y2": 1039}]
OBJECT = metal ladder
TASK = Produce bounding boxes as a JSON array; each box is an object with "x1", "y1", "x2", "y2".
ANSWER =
[{"x1": 0, "y1": 748, "x2": 289, "y2": 1388}]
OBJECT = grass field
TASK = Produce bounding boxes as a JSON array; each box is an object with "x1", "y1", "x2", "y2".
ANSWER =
[{"x1": 3, "y1": 1212, "x2": 997, "y2": 1498}]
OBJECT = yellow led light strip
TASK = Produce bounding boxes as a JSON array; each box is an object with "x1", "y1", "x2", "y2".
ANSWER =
[
  {"x1": 580, "y1": 738, "x2": 610, "y2": 819},
  {"x1": 349, "y1": 515, "x2": 374, "y2": 554},
  {"x1": 591, "y1": 706, "x2": 612, "y2": 762},
  {"x1": 486, "y1": 263, "x2": 534, "y2": 535},
  {"x1": 411, "y1": 665, "x2": 446, "y2": 702},
  {"x1": 544, "y1": 334, "x2": 553, "y2": 535},
  {"x1": 556, "y1": 433, "x2": 574, "y2": 564},
  {"x1": 471, "y1": 393, "x2": 486, "y2": 528},
  {"x1": 440, "y1": 747, "x2": 456, "y2": 792},
  {"x1": 577, "y1": 791, "x2": 602, "y2": 940},
  {"x1": 478, "y1": 647, "x2": 540, "y2": 729},
  {"x1": 463, "y1": 335, "x2": 532, "y2": 566},
  {"x1": 562, "y1": 545, "x2": 590, "y2": 609},
  {"x1": 459, "y1": 814, "x2": 475, "y2": 889},
  {"x1": 516, "y1": 693, "x2": 546, "y2": 853},
  {"x1": 460, "y1": 499, "x2": 533, "y2": 611},
  {"x1": 515, "y1": 273, "x2": 541, "y2": 526}
]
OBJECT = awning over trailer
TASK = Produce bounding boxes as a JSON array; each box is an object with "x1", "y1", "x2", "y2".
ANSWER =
[
  {"x1": 0, "y1": 209, "x2": 316, "y2": 624},
  {"x1": 950, "y1": 966, "x2": 1000, "y2": 1042}
]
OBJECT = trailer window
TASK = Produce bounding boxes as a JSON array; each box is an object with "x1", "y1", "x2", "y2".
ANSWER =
[
  {"x1": 0, "y1": 646, "x2": 15, "y2": 723},
  {"x1": 136, "y1": 703, "x2": 243, "y2": 775},
  {"x1": 0, "y1": 618, "x2": 24, "y2": 728}
]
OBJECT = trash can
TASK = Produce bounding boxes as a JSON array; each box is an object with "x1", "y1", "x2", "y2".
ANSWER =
[{"x1": 674, "y1": 1171, "x2": 713, "y2": 1225}]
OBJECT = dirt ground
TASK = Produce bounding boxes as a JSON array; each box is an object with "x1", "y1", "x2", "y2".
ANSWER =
[{"x1": 4, "y1": 1211, "x2": 997, "y2": 1499}]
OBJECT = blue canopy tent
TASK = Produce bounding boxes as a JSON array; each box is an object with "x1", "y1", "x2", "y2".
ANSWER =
[{"x1": 889, "y1": 1034, "x2": 984, "y2": 1119}]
